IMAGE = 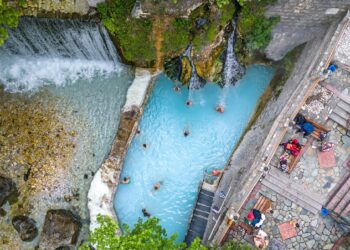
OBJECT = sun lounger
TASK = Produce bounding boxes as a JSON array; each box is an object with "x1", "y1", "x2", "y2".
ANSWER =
[{"x1": 287, "y1": 147, "x2": 304, "y2": 174}]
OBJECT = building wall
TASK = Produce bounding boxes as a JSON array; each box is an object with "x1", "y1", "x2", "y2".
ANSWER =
[{"x1": 265, "y1": 0, "x2": 350, "y2": 61}]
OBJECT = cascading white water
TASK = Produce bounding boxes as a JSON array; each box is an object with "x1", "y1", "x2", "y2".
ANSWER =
[
  {"x1": 182, "y1": 44, "x2": 204, "y2": 103},
  {"x1": 0, "y1": 17, "x2": 124, "y2": 92},
  {"x1": 183, "y1": 45, "x2": 202, "y2": 91},
  {"x1": 222, "y1": 20, "x2": 244, "y2": 87},
  {"x1": 219, "y1": 20, "x2": 244, "y2": 106}
]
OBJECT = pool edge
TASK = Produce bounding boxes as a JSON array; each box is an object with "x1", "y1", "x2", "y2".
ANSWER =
[{"x1": 87, "y1": 68, "x2": 156, "y2": 232}]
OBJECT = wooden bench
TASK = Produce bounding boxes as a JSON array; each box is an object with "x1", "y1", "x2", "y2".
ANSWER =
[
  {"x1": 253, "y1": 196, "x2": 273, "y2": 214},
  {"x1": 304, "y1": 117, "x2": 330, "y2": 140},
  {"x1": 287, "y1": 146, "x2": 304, "y2": 174}
]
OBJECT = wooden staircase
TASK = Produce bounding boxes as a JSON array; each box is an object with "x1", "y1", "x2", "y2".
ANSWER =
[
  {"x1": 262, "y1": 167, "x2": 326, "y2": 214},
  {"x1": 325, "y1": 171, "x2": 350, "y2": 225}
]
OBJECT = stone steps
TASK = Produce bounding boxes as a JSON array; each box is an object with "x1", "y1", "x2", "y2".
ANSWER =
[
  {"x1": 262, "y1": 167, "x2": 325, "y2": 214},
  {"x1": 326, "y1": 173, "x2": 350, "y2": 218},
  {"x1": 329, "y1": 112, "x2": 347, "y2": 128},
  {"x1": 334, "y1": 106, "x2": 350, "y2": 120},
  {"x1": 338, "y1": 100, "x2": 350, "y2": 113}
]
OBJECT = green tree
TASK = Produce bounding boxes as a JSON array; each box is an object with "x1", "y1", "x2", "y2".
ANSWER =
[
  {"x1": 80, "y1": 215, "x2": 207, "y2": 250},
  {"x1": 0, "y1": 0, "x2": 20, "y2": 46}
]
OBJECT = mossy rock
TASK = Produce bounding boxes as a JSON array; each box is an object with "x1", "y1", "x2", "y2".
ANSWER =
[{"x1": 180, "y1": 56, "x2": 192, "y2": 85}]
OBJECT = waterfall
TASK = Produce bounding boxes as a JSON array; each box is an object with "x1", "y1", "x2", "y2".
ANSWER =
[
  {"x1": 183, "y1": 44, "x2": 205, "y2": 104},
  {"x1": 218, "y1": 19, "x2": 244, "y2": 107},
  {"x1": 0, "y1": 17, "x2": 124, "y2": 92},
  {"x1": 183, "y1": 44, "x2": 204, "y2": 91},
  {"x1": 222, "y1": 20, "x2": 244, "y2": 87}
]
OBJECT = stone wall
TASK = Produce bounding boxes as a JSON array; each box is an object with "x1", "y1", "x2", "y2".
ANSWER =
[
  {"x1": 265, "y1": 0, "x2": 350, "y2": 61},
  {"x1": 87, "y1": 69, "x2": 153, "y2": 231}
]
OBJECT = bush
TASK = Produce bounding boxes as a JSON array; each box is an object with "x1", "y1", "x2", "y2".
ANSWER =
[
  {"x1": 162, "y1": 18, "x2": 191, "y2": 55},
  {"x1": 0, "y1": 1, "x2": 20, "y2": 46},
  {"x1": 80, "y1": 215, "x2": 207, "y2": 250},
  {"x1": 97, "y1": 0, "x2": 156, "y2": 66},
  {"x1": 237, "y1": 0, "x2": 279, "y2": 52}
]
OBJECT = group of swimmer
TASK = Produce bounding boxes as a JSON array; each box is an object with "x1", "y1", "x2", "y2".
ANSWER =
[
  {"x1": 173, "y1": 85, "x2": 225, "y2": 113},
  {"x1": 120, "y1": 84, "x2": 224, "y2": 218},
  {"x1": 120, "y1": 177, "x2": 161, "y2": 218}
]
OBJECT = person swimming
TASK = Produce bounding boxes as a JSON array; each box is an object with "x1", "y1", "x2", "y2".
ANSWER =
[
  {"x1": 142, "y1": 143, "x2": 147, "y2": 149},
  {"x1": 121, "y1": 177, "x2": 130, "y2": 184},
  {"x1": 186, "y1": 100, "x2": 192, "y2": 106},
  {"x1": 173, "y1": 86, "x2": 181, "y2": 92},
  {"x1": 183, "y1": 126, "x2": 190, "y2": 137},
  {"x1": 154, "y1": 182, "x2": 161, "y2": 190},
  {"x1": 142, "y1": 208, "x2": 151, "y2": 217},
  {"x1": 215, "y1": 105, "x2": 225, "y2": 113}
]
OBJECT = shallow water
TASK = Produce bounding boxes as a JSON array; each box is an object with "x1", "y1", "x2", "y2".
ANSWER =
[
  {"x1": 0, "y1": 18, "x2": 133, "y2": 248},
  {"x1": 115, "y1": 65, "x2": 274, "y2": 241}
]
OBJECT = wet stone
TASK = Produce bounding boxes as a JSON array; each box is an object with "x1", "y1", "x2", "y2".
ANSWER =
[{"x1": 12, "y1": 215, "x2": 38, "y2": 241}]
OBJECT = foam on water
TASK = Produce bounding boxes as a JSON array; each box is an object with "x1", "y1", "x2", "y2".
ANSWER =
[
  {"x1": 0, "y1": 56, "x2": 121, "y2": 92},
  {"x1": 115, "y1": 65, "x2": 275, "y2": 241}
]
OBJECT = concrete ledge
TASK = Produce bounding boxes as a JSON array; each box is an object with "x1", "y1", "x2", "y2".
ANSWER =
[
  {"x1": 87, "y1": 68, "x2": 153, "y2": 231},
  {"x1": 123, "y1": 69, "x2": 152, "y2": 112}
]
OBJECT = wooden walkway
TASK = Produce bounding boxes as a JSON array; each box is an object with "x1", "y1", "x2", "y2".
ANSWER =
[{"x1": 262, "y1": 167, "x2": 326, "y2": 214}]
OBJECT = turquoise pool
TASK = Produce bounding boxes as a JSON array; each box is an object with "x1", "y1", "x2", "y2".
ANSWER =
[{"x1": 115, "y1": 65, "x2": 274, "y2": 241}]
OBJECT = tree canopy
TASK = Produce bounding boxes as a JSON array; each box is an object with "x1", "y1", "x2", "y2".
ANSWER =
[
  {"x1": 80, "y1": 215, "x2": 254, "y2": 250},
  {"x1": 0, "y1": 0, "x2": 20, "y2": 46}
]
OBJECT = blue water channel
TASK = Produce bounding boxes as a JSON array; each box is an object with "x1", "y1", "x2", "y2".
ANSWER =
[{"x1": 115, "y1": 65, "x2": 274, "y2": 241}]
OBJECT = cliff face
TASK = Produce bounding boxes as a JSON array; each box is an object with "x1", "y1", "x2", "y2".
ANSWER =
[{"x1": 265, "y1": 0, "x2": 350, "y2": 61}]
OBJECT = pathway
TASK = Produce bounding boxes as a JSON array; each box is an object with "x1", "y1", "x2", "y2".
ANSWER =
[{"x1": 262, "y1": 167, "x2": 326, "y2": 215}]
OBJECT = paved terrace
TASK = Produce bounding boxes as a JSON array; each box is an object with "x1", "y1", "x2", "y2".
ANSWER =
[
  {"x1": 228, "y1": 73, "x2": 350, "y2": 249},
  {"x1": 204, "y1": 11, "x2": 350, "y2": 249}
]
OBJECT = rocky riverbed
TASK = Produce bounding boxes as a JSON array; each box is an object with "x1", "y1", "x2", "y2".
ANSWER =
[{"x1": 0, "y1": 87, "x2": 87, "y2": 249}]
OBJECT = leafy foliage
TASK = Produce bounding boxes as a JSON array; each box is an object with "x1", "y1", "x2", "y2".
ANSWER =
[
  {"x1": 236, "y1": 0, "x2": 279, "y2": 52},
  {"x1": 0, "y1": 0, "x2": 20, "y2": 46},
  {"x1": 97, "y1": 0, "x2": 155, "y2": 66},
  {"x1": 162, "y1": 18, "x2": 191, "y2": 55},
  {"x1": 192, "y1": 2, "x2": 235, "y2": 52},
  {"x1": 80, "y1": 215, "x2": 208, "y2": 250}
]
